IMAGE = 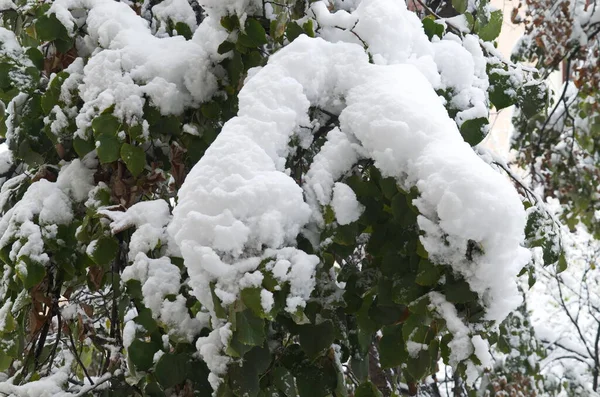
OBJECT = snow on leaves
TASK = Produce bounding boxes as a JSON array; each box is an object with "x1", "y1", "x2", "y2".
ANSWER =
[{"x1": 0, "y1": 0, "x2": 541, "y2": 395}]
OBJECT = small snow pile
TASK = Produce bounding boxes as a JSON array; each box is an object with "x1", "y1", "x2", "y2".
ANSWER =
[
  {"x1": 100, "y1": 200, "x2": 206, "y2": 342},
  {"x1": 150, "y1": 0, "x2": 199, "y2": 34},
  {"x1": 331, "y1": 182, "x2": 364, "y2": 225},
  {"x1": 0, "y1": 158, "x2": 95, "y2": 269},
  {"x1": 47, "y1": 0, "x2": 227, "y2": 134},
  {"x1": 311, "y1": 0, "x2": 488, "y2": 127},
  {"x1": 122, "y1": 253, "x2": 205, "y2": 342},
  {"x1": 99, "y1": 199, "x2": 171, "y2": 260}
]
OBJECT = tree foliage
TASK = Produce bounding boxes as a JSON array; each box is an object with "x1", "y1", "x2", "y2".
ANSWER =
[{"x1": 0, "y1": 0, "x2": 557, "y2": 396}]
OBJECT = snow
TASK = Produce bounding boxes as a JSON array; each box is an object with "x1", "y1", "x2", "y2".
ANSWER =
[
  {"x1": 304, "y1": 127, "x2": 362, "y2": 222},
  {"x1": 100, "y1": 199, "x2": 170, "y2": 231},
  {"x1": 99, "y1": 199, "x2": 171, "y2": 260},
  {"x1": 260, "y1": 289, "x2": 274, "y2": 313},
  {"x1": 310, "y1": 0, "x2": 492, "y2": 137},
  {"x1": 199, "y1": 0, "x2": 261, "y2": 18},
  {"x1": 0, "y1": 298, "x2": 12, "y2": 332},
  {"x1": 0, "y1": 27, "x2": 22, "y2": 54},
  {"x1": 0, "y1": 0, "x2": 15, "y2": 11},
  {"x1": 0, "y1": 353, "x2": 73, "y2": 397},
  {"x1": 121, "y1": 253, "x2": 204, "y2": 342},
  {"x1": 196, "y1": 325, "x2": 232, "y2": 390},
  {"x1": 151, "y1": 0, "x2": 199, "y2": 33},
  {"x1": 331, "y1": 182, "x2": 364, "y2": 225},
  {"x1": 122, "y1": 253, "x2": 180, "y2": 316},
  {"x1": 122, "y1": 317, "x2": 137, "y2": 349}
]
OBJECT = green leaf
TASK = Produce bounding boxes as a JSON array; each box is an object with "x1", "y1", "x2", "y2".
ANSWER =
[
  {"x1": 557, "y1": 253, "x2": 567, "y2": 273},
  {"x1": 295, "y1": 359, "x2": 337, "y2": 397},
  {"x1": 392, "y1": 278, "x2": 425, "y2": 305},
  {"x1": 155, "y1": 353, "x2": 190, "y2": 389},
  {"x1": 221, "y1": 15, "x2": 240, "y2": 31},
  {"x1": 235, "y1": 309, "x2": 265, "y2": 347},
  {"x1": 40, "y1": 72, "x2": 67, "y2": 113},
  {"x1": 0, "y1": 353, "x2": 12, "y2": 372},
  {"x1": 0, "y1": 309, "x2": 15, "y2": 334},
  {"x1": 174, "y1": 22, "x2": 193, "y2": 40},
  {"x1": 478, "y1": 9, "x2": 503, "y2": 41},
  {"x1": 55, "y1": 38, "x2": 74, "y2": 54},
  {"x1": 201, "y1": 102, "x2": 221, "y2": 120},
  {"x1": 286, "y1": 22, "x2": 304, "y2": 42},
  {"x1": 245, "y1": 344, "x2": 271, "y2": 374},
  {"x1": 272, "y1": 366, "x2": 297, "y2": 397},
  {"x1": 368, "y1": 300, "x2": 406, "y2": 327},
  {"x1": 96, "y1": 133, "x2": 121, "y2": 164},
  {"x1": 406, "y1": 350, "x2": 431, "y2": 380},
  {"x1": 415, "y1": 259, "x2": 441, "y2": 286},
  {"x1": 489, "y1": 71, "x2": 515, "y2": 110},
  {"x1": 73, "y1": 136, "x2": 95, "y2": 157},
  {"x1": 333, "y1": 223, "x2": 359, "y2": 246},
  {"x1": 298, "y1": 320, "x2": 334, "y2": 359},
  {"x1": 422, "y1": 17, "x2": 444, "y2": 41},
  {"x1": 416, "y1": 240, "x2": 429, "y2": 259},
  {"x1": 440, "y1": 333, "x2": 453, "y2": 364},
  {"x1": 229, "y1": 362, "x2": 259, "y2": 397},
  {"x1": 25, "y1": 48, "x2": 44, "y2": 70},
  {"x1": 460, "y1": 117, "x2": 488, "y2": 146},
  {"x1": 245, "y1": 50, "x2": 263, "y2": 69},
  {"x1": 128, "y1": 124, "x2": 144, "y2": 142},
  {"x1": 128, "y1": 339, "x2": 158, "y2": 372},
  {"x1": 444, "y1": 279, "x2": 478, "y2": 304},
  {"x1": 89, "y1": 236, "x2": 119, "y2": 266},
  {"x1": 391, "y1": 193, "x2": 409, "y2": 222},
  {"x1": 464, "y1": 12, "x2": 475, "y2": 29},
  {"x1": 497, "y1": 334, "x2": 511, "y2": 354},
  {"x1": 379, "y1": 324, "x2": 407, "y2": 369},
  {"x1": 452, "y1": 0, "x2": 468, "y2": 13},
  {"x1": 150, "y1": 115, "x2": 180, "y2": 138},
  {"x1": 218, "y1": 41, "x2": 235, "y2": 54},
  {"x1": 245, "y1": 18, "x2": 268, "y2": 46},
  {"x1": 379, "y1": 177, "x2": 398, "y2": 200},
  {"x1": 517, "y1": 81, "x2": 547, "y2": 118},
  {"x1": 16, "y1": 257, "x2": 46, "y2": 289},
  {"x1": 355, "y1": 381, "x2": 383, "y2": 397},
  {"x1": 120, "y1": 143, "x2": 146, "y2": 177},
  {"x1": 92, "y1": 114, "x2": 120, "y2": 139},
  {"x1": 35, "y1": 14, "x2": 70, "y2": 42},
  {"x1": 241, "y1": 287, "x2": 266, "y2": 318},
  {"x1": 237, "y1": 33, "x2": 256, "y2": 49},
  {"x1": 145, "y1": 382, "x2": 166, "y2": 397},
  {"x1": 227, "y1": 51, "x2": 244, "y2": 87},
  {"x1": 302, "y1": 20, "x2": 315, "y2": 38}
]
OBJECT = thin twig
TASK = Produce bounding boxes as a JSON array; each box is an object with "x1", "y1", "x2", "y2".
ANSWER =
[{"x1": 68, "y1": 328, "x2": 94, "y2": 385}]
